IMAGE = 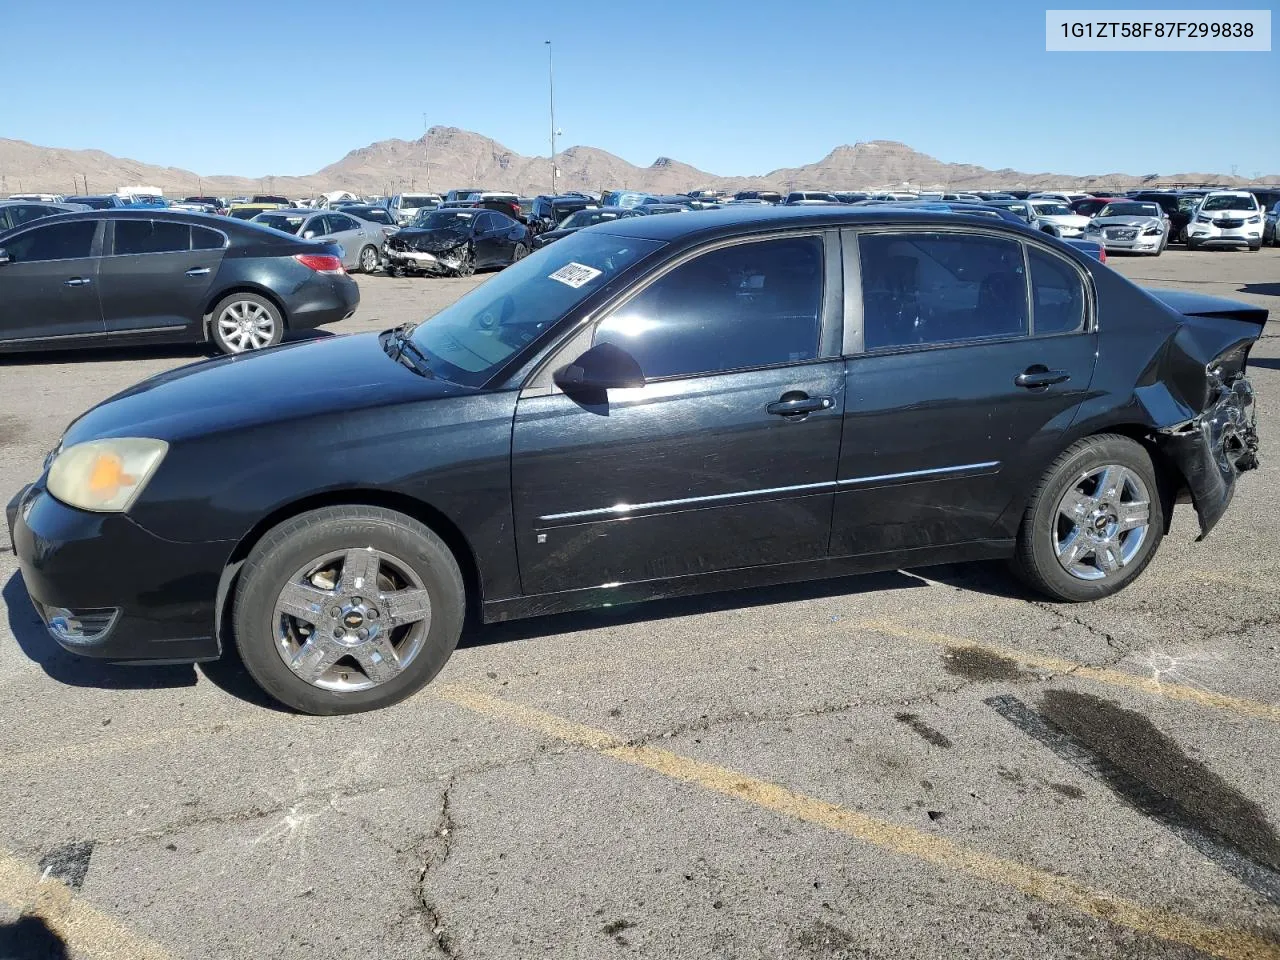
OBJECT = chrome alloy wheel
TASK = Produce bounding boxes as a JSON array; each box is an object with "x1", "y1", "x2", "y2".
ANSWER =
[
  {"x1": 273, "y1": 548, "x2": 432, "y2": 691},
  {"x1": 216, "y1": 300, "x2": 276, "y2": 352},
  {"x1": 1052, "y1": 464, "x2": 1151, "y2": 581}
]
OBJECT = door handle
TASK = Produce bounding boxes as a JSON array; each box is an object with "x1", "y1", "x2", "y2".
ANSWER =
[
  {"x1": 1015, "y1": 367, "x2": 1070, "y2": 389},
  {"x1": 63, "y1": 277, "x2": 91, "y2": 287},
  {"x1": 185, "y1": 267, "x2": 211, "y2": 277},
  {"x1": 766, "y1": 396, "x2": 833, "y2": 417}
]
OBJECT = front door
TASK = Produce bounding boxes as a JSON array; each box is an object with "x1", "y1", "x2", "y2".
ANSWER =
[
  {"x1": 99, "y1": 220, "x2": 225, "y2": 342},
  {"x1": 0, "y1": 219, "x2": 105, "y2": 347},
  {"x1": 831, "y1": 229, "x2": 1098, "y2": 557},
  {"x1": 511, "y1": 232, "x2": 845, "y2": 595}
]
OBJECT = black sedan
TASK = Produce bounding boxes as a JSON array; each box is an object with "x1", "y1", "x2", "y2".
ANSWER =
[
  {"x1": 531, "y1": 206, "x2": 644, "y2": 248},
  {"x1": 0, "y1": 210, "x2": 359, "y2": 355},
  {"x1": 7, "y1": 207, "x2": 1262, "y2": 715},
  {"x1": 383, "y1": 208, "x2": 530, "y2": 277}
]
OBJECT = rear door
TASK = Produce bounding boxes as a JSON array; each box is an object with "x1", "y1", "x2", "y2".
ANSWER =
[
  {"x1": 0, "y1": 219, "x2": 105, "y2": 347},
  {"x1": 511, "y1": 232, "x2": 845, "y2": 594},
  {"x1": 325, "y1": 213, "x2": 366, "y2": 270},
  {"x1": 831, "y1": 228, "x2": 1097, "y2": 558},
  {"x1": 99, "y1": 220, "x2": 226, "y2": 343}
]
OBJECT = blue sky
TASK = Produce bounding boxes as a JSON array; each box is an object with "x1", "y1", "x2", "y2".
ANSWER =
[{"x1": 6, "y1": 0, "x2": 1276, "y2": 179}]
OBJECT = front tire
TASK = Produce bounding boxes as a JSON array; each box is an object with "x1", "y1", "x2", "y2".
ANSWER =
[
  {"x1": 233, "y1": 506, "x2": 465, "y2": 715},
  {"x1": 1011, "y1": 434, "x2": 1164, "y2": 602},
  {"x1": 359, "y1": 245, "x2": 380, "y2": 273},
  {"x1": 209, "y1": 293, "x2": 284, "y2": 355},
  {"x1": 452, "y1": 246, "x2": 476, "y2": 278}
]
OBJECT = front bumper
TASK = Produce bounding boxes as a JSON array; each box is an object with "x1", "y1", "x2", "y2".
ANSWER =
[
  {"x1": 1157, "y1": 375, "x2": 1259, "y2": 540},
  {"x1": 1093, "y1": 231, "x2": 1163, "y2": 252},
  {"x1": 7, "y1": 483, "x2": 228, "y2": 663},
  {"x1": 383, "y1": 245, "x2": 466, "y2": 274},
  {"x1": 1188, "y1": 226, "x2": 1262, "y2": 247}
]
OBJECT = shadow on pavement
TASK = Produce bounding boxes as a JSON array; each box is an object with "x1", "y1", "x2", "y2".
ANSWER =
[
  {"x1": 0, "y1": 915, "x2": 69, "y2": 960},
  {"x1": 1238, "y1": 281, "x2": 1280, "y2": 299},
  {"x1": 460, "y1": 568, "x2": 936, "y2": 650}
]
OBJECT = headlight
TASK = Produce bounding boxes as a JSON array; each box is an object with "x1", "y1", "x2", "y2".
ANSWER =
[
  {"x1": 1143, "y1": 224, "x2": 1162, "y2": 235},
  {"x1": 1196, "y1": 215, "x2": 1212, "y2": 224},
  {"x1": 1085, "y1": 221, "x2": 1099, "y2": 230},
  {"x1": 1247, "y1": 215, "x2": 1261, "y2": 224},
  {"x1": 47, "y1": 438, "x2": 168, "y2": 512}
]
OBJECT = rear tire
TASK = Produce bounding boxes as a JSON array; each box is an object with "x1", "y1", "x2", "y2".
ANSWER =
[
  {"x1": 1011, "y1": 434, "x2": 1164, "y2": 602},
  {"x1": 209, "y1": 292, "x2": 284, "y2": 355},
  {"x1": 1249, "y1": 243, "x2": 1261, "y2": 252},
  {"x1": 511, "y1": 242, "x2": 529, "y2": 264},
  {"x1": 233, "y1": 505, "x2": 465, "y2": 715}
]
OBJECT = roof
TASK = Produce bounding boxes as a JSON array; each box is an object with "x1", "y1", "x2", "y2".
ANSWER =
[{"x1": 592, "y1": 204, "x2": 1041, "y2": 243}]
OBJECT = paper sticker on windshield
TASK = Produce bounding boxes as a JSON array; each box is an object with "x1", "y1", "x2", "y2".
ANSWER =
[{"x1": 548, "y1": 262, "x2": 603, "y2": 288}]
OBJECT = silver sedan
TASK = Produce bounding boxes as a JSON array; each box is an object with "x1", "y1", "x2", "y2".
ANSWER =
[
  {"x1": 250, "y1": 209, "x2": 387, "y2": 272},
  {"x1": 1081, "y1": 201, "x2": 1169, "y2": 256}
]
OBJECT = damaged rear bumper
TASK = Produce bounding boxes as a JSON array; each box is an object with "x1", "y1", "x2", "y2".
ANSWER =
[{"x1": 1156, "y1": 375, "x2": 1259, "y2": 539}]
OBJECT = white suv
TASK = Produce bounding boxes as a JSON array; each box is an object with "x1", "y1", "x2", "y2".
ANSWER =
[{"x1": 1187, "y1": 192, "x2": 1264, "y2": 251}]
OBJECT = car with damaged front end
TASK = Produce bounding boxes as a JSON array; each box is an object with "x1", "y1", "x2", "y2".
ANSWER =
[
  {"x1": 383, "y1": 208, "x2": 530, "y2": 277},
  {"x1": 5, "y1": 206, "x2": 1263, "y2": 716}
]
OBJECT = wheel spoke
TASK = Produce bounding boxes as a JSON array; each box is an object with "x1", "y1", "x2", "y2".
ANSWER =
[
  {"x1": 1057, "y1": 530, "x2": 1089, "y2": 566},
  {"x1": 339, "y1": 548, "x2": 380, "y2": 594},
  {"x1": 290, "y1": 635, "x2": 345, "y2": 682},
  {"x1": 1115, "y1": 500, "x2": 1150, "y2": 533},
  {"x1": 351, "y1": 635, "x2": 401, "y2": 683},
  {"x1": 1058, "y1": 491, "x2": 1092, "y2": 521},
  {"x1": 277, "y1": 580, "x2": 332, "y2": 625},
  {"x1": 1096, "y1": 541, "x2": 1122, "y2": 573},
  {"x1": 381, "y1": 587, "x2": 431, "y2": 628},
  {"x1": 1096, "y1": 465, "x2": 1126, "y2": 502}
]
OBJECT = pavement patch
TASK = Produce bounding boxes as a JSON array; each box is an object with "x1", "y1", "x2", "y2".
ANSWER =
[
  {"x1": 989, "y1": 693, "x2": 1280, "y2": 906},
  {"x1": 437, "y1": 684, "x2": 1280, "y2": 960}
]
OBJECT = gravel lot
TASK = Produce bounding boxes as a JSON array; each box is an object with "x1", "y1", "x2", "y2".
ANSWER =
[{"x1": 2, "y1": 248, "x2": 1279, "y2": 960}]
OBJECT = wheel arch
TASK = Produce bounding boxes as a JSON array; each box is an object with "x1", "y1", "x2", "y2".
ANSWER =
[
  {"x1": 214, "y1": 489, "x2": 484, "y2": 654},
  {"x1": 203, "y1": 285, "x2": 291, "y2": 340}
]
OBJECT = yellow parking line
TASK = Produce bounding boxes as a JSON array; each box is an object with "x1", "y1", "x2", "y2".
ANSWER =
[
  {"x1": 858, "y1": 620, "x2": 1280, "y2": 723},
  {"x1": 0, "y1": 852, "x2": 172, "y2": 960},
  {"x1": 436, "y1": 685, "x2": 1280, "y2": 960}
]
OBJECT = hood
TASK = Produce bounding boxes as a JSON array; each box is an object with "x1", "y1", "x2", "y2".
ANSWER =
[
  {"x1": 388, "y1": 228, "x2": 470, "y2": 253},
  {"x1": 535, "y1": 228, "x2": 576, "y2": 244},
  {"x1": 1143, "y1": 288, "x2": 1268, "y2": 328},
  {"x1": 1041, "y1": 213, "x2": 1090, "y2": 227},
  {"x1": 62, "y1": 332, "x2": 472, "y2": 446},
  {"x1": 1092, "y1": 215, "x2": 1161, "y2": 228}
]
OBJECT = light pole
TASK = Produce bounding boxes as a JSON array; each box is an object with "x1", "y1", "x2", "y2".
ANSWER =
[{"x1": 545, "y1": 40, "x2": 556, "y2": 196}]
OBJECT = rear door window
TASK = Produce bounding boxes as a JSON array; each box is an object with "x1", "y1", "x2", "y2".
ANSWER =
[
  {"x1": 114, "y1": 219, "x2": 191, "y2": 255},
  {"x1": 5, "y1": 220, "x2": 98, "y2": 262},
  {"x1": 1028, "y1": 246, "x2": 1086, "y2": 334},
  {"x1": 192, "y1": 226, "x2": 226, "y2": 250},
  {"x1": 858, "y1": 232, "x2": 1028, "y2": 349}
]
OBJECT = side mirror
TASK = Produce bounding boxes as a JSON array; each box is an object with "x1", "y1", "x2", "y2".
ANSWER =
[
  {"x1": 553, "y1": 342, "x2": 644, "y2": 393},
  {"x1": 0, "y1": 248, "x2": 9, "y2": 265},
  {"x1": 303, "y1": 230, "x2": 316, "y2": 239}
]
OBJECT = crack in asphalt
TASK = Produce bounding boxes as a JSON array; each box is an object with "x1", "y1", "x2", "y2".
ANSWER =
[
  {"x1": 1027, "y1": 600, "x2": 1129, "y2": 657},
  {"x1": 414, "y1": 777, "x2": 460, "y2": 959}
]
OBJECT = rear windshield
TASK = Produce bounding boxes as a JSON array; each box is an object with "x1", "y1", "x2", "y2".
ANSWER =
[
  {"x1": 402, "y1": 196, "x2": 439, "y2": 209},
  {"x1": 1032, "y1": 202, "x2": 1071, "y2": 216},
  {"x1": 254, "y1": 213, "x2": 306, "y2": 234},
  {"x1": 1201, "y1": 195, "x2": 1259, "y2": 211}
]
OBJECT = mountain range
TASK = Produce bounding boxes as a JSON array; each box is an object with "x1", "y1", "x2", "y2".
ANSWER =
[{"x1": 1, "y1": 126, "x2": 1274, "y2": 199}]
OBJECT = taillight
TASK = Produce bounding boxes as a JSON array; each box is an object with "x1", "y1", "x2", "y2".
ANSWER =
[
  {"x1": 294, "y1": 254, "x2": 344, "y2": 274},
  {"x1": 1098, "y1": 247, "x2": 1108, "y2": 264}
]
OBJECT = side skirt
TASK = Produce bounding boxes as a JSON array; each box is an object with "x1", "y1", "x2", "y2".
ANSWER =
[{"x1": 482, "y1": 539, "x2": 1015, "y2": 623}]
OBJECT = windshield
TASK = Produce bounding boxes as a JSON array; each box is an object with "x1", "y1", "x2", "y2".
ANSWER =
[
  {"x1": 408, "y1": 232, "x2": 664, "y2": 387},
  {"x1": 402, "y1": 196, "x2": 438, "y2": 210},
  {"x1": 1201, "y1": 195, "x2": 1258, "y2": 212},
  {"x1": 1032, "y1": 202, "x2": 1070, "y2": 216},
  {"x1": 254, "y1": 213, "x2": 306, "y2": 234},
  {"x1": 1099, "y1": 203, "x2": 1160, "y2": 218},
  {"x1": 560, "y1": 209, "x2": 625, "y2": 229},
  {"x1": 411, "y1": 210, "x2": 474, "y2": 230}
]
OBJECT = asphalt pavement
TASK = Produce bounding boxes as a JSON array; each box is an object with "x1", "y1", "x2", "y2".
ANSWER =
[{"x1": 1, "y1": 248, "x2": 1278, "y2": 960}]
